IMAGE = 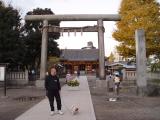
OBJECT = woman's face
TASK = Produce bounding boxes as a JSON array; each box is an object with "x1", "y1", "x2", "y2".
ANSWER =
[{"x1": 51, "y1": 68, "x2": 56, "y2": 76}]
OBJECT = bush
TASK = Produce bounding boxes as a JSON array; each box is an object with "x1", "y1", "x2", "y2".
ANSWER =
[{"x1": 67, "y1": 79, "x2": 80, "y2": 87}]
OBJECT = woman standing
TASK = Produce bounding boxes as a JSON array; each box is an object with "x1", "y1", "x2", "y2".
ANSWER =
[
  {"x1": 45, "y1": 66, "x2": 63, "y2": 115},
  {"x1": 114, "y1": 74, "x2": 121, "y2": 96}
]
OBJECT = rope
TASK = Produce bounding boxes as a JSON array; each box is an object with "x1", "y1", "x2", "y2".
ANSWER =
[{"x1": 60, "y1": 76, "x2": 79, "y2": 115}]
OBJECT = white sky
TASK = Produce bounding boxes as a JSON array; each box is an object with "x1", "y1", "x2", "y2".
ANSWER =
[{"x1": 3, "y1": 0, "x2": 160, "y2": 56}]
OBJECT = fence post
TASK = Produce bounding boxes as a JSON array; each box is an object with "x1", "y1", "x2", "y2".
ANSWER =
[{"x1": 25, "y1": 70, "x2": 28, "y2": 82}]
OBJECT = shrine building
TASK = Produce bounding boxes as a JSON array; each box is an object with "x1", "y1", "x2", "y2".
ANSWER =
[{"x1": 60, "y1": 42, "x2": 99, "y2": 74}]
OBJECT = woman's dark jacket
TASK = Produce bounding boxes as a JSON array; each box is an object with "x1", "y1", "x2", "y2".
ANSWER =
[{"x1": 45, "y1": 75, "x2": 61, "y2": 91}]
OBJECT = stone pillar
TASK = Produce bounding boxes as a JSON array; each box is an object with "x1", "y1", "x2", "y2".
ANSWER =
[
  {"x1": 135, "y1": 29, "x2": 147, "y2": 96},
  {"x1": 97, "y1": 19, "x2": 105, "y2": 80},
  {"x1": 38, "y1": 20, "x2": 48, "y2": 87}
]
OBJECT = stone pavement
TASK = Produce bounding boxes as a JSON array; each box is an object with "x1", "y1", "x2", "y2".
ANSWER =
[{"x1": 15, "y1": 76, "x2": 96, "y2": 120}]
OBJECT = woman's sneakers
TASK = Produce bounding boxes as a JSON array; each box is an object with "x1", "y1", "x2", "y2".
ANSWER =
[
  {"x1": 50, "y1": 110, "x2": 63, "y2": 116},
  {"x1": 58, "y1": 110, "x2": 64, "y2": 115},
  {"x1": 50, "y1": 111, "x2": 55, "y2": 116}
]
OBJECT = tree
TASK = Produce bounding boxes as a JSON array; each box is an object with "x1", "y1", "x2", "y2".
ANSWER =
[
  {"x1": 113, "y1": 0, "x2": 160, "y2": 58},
  {"x1": 108, "y1": 52, "x2": 115, "y2": 62},
  {"x1": 151, "y1": 62, "x2": 160, "y2": 72},
  {"x1": 0, "y1": 1, "x2": 24, "y2": 67},
  {"x1": 23, "y1": 8, "x2": 60, "y2": 69}
]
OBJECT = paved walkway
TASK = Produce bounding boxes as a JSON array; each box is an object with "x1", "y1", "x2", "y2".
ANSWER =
[{"x1": 15, "y1": 76, "x2": 96, "y2": 120}]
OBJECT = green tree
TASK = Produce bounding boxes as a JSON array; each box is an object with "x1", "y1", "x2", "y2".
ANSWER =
[
  {"x1": 151, "y1": 62, "x2": 160, "y2": 72},
  {"x1": 0, "y1": 1, "x2": 24, "y2": 67},
  {"x1": 150, "y1": 56, "x2": 160, "y2": 72},
  {"x1": 113, "y1": 0, "x2": 160, "y2": 58},
  {"x1": 23, "y1": 8, "x2": 60, "y2": 69}
]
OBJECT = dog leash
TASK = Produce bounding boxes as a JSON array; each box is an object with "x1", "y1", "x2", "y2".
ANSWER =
[
  {"x1": 61, "y1": 94, "x2": 74, "y2": 115},
  {"x1": 61, "y1": 76, "x2": 79, "y2": 115}
]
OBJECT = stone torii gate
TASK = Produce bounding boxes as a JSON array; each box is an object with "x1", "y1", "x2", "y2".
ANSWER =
[
  {"x1": 25, "y1": 14, "x2": 147, "y2": 96},
  {"x1": 25, "y1": 14, "x2": 121, "y2": 81}
]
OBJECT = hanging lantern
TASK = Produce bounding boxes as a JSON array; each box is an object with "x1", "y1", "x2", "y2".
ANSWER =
[{"x1": 81, "y1": 28, "x2": 83, "y2": 36}]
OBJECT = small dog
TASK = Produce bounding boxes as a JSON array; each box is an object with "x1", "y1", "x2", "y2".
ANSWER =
[{"x1": 71, "y1": 105, "x2": 79, "y2": 115}]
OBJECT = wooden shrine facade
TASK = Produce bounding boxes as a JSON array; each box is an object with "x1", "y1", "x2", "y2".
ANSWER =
[{"x1": 60, "y1": 49, "x2": 99, "y2": 74}]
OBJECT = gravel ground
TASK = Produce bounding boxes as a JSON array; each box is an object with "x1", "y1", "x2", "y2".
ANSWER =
[
  {"x1": 1, "y1": 76, "x2": 160, "y2": 120},
  {"x1": 87, "y1": 75, "x2": 160, "y2": 120},
  {"x1": 0, "y1": 78, "x2": 66, "y2": 120}
]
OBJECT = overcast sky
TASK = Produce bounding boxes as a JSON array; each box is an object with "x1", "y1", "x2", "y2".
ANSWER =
[{"x1": 3, "y1": 0, "x2": 160, "y2": 56}]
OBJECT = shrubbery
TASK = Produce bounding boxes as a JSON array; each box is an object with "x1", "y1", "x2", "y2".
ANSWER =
[{"x1": 67, "y1": 79, "x2": 80, "y2": 87}]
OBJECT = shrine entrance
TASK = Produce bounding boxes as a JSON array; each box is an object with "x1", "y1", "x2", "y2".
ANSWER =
[{"x1": 25, "y1": 14, "x2": 121, "y2": 80}]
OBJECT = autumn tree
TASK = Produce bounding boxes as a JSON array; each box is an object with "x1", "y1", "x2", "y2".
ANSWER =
[
  {"x1": 108, "y1": 52, "x2": 115, "y2": 62},
  {"x1": 113, "y1": 0, "x2": 160, "y2": 58}
]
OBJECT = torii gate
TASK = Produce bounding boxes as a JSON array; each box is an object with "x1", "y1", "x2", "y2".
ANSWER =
[
  {"x1": 25, "y1": 14, "x2": 121, "y2": 81},
  {"x1": 25, "y1": 14, "x2": 147, "y2": 96}
]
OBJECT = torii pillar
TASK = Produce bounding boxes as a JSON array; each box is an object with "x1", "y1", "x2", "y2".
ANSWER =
[
  {"x1": 36, "y1": 20, "x2": 48, "y2": 87},
  {"x1": 97, "y1": 19, "x2": 105, "y2": 80},
  {"x1": 40, "y1": 20, "x2": 48, "y2": 80}
]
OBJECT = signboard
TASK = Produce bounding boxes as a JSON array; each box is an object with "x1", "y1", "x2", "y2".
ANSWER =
[{"x1": 0, "y1": 67, "x2": 5, "y2": 81}]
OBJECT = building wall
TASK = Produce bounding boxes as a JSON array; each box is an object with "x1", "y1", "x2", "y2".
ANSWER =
[{"x1": 62, "y1": 60, "x2": 98, "y2": 74}]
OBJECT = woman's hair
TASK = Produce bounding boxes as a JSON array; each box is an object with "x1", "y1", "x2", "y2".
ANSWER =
[{"x1": 48, "y1": 65, "x2": 57, "y2": 74}]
